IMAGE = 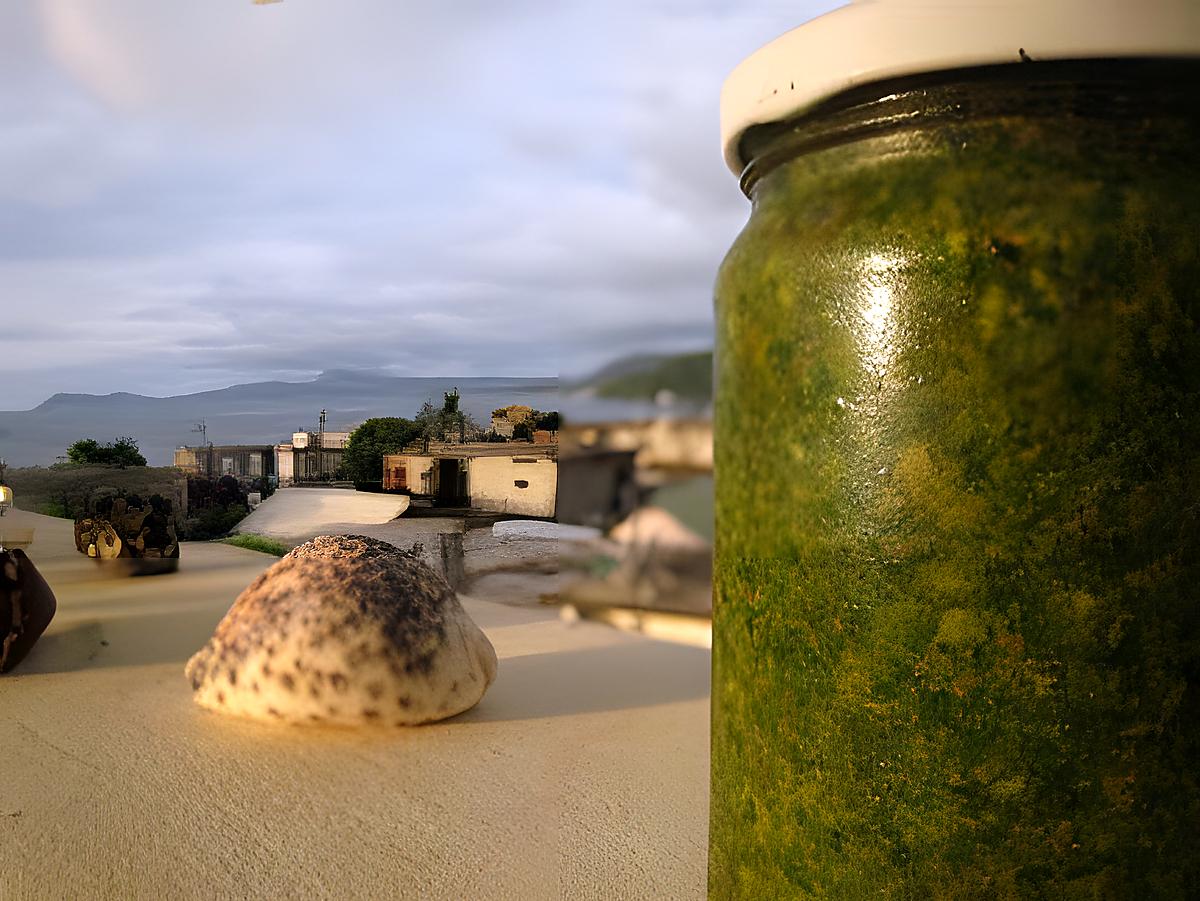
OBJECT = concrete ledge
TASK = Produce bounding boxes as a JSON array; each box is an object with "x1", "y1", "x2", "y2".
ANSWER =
[
  {"x1": 0, "y1": 510, "x2": 709, "y2": 899},
  {"x1": 236, "y1": 487, "x2": 410, "y2": 542}
]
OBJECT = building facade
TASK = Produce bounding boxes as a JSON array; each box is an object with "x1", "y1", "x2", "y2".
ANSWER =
[
  {"x1": 174, "y1": 445, "x2": 277, "y2": 481},
  {"x1": 383, "y1": 442, "x2": 557, "y2": 518},
  {"x1": 289, "y1": 430, "x2": 350, "y2": 482},
  {"x1": 275, "y1": 444, "x2": 294, "y2": 486},
  {"x1": 175, "y1": 425, "x2": 356, "y2": 487}
]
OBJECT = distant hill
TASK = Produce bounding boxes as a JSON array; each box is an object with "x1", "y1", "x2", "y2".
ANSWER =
[
  {"x1": 573, "y1": 350, "x2": 712, "y2": 402},
  {"x1": 571, "y1": 353, "x2": 676, "y2": 387},
  {"x1": 0, "y1": 371, "x2": 558, "y2": 467}
]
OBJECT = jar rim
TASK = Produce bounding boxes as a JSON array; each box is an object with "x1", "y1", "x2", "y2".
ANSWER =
[
  {"x1": 734, "y1": 58, "x2": 1200, "y2": 197},
  {"x1": 720, "y1": 0, "x2": 1200, "y2": 177}
]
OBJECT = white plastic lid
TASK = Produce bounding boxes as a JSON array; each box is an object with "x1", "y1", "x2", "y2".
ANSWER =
[{"x1": 721, "y1": 0, "x2": 1200, "y2": 175}]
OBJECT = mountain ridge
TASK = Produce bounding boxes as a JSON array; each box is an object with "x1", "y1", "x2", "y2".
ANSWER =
[{"x1": 1, "y1": 371, "x2": 558, "y2": 467}]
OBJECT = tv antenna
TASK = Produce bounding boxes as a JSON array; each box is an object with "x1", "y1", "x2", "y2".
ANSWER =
[
  {"x1": 191, "y1": 421, "x2": 212, "y2": 478},
  {"x1": 317, "y1": 409, "x2": 327, "y2": 480}
]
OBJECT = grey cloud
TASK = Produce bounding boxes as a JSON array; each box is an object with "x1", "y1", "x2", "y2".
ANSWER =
[{"x1": 0, "y1": 0, "x2": 840, "y2": 409}]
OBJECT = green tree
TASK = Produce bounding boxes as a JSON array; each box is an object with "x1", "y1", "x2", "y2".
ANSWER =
[
  {"x1": 342, "y1": 417, "x2": 420, "y2": 487},
  {"x1": 107, "y1": 437, "x2": 147, "y2": 467},
  {"x1": 66, "y1": 436, "x2": 147, "y2": 467},
  {"x1": 415, "y1": 392, "x2": 480, "y2": 442},
  {"x1": 66, "y1": 439, "x2": 102, "y2": 465}
]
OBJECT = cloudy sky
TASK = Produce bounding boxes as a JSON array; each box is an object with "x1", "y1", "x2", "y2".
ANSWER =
[{"x1": 0, "y1": 0, "x2": 836, "y2": 410}]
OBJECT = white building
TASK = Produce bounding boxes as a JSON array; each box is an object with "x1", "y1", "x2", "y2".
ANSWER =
[
  {"x1": 288, "y1": 430, "x2": 353, "y2": 481},
  {"x1": 383, "y1": 442, "x2": 557, "y2": 518},
  {"x1": 275, "y1": 444, "x2": 294, "y2": 486}
]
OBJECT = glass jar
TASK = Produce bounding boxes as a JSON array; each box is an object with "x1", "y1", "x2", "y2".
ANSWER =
[{"x1": 712, "y1": 57, "x2": 1200, "y2": 896}]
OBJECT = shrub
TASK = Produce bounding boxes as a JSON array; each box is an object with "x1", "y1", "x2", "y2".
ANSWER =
[
  {"x1": 38, "y1": 501, "x2": 69, "y2": 519},
  {"x1": 6, "y1": 465, "x2": 186, "y2": 526},
  {"x1": 183, "y1": 503, "x2": 248, "y2": 541}
]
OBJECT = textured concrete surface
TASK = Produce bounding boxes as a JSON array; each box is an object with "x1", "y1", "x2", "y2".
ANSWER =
[
  {"x1": 0, "y1": 510, "x2": 709, "y2": 900},
  {"x1": 235, "y1": 487, "x2": 410, "y2": 543}
]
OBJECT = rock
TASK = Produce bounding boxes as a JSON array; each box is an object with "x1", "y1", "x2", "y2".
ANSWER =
[
  {"x1": 74, "y1": 494, "x2": 179, "y2": 563},
  {"x1": 185, "y1": 535, "x2": 497, "y2": 726},
  {"x1": 0, "y1": 549, "x2": 58, "y2": 674}
]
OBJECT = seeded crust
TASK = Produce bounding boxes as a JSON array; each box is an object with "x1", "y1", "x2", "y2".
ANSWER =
[{"x1": 184, "y1": 535, "x2": 497, "y2": 725}]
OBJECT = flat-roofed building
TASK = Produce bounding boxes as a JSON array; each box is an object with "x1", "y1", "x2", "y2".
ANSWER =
[
  {"x1": 384, "y1": 441, "x2": 557, "y2": 518},
  {"x1": 174, "y1": 445, "x2": 276, "y2": 481},
  {"x1": 289, "y1": 430, "x2": 351, "y2": 481}
]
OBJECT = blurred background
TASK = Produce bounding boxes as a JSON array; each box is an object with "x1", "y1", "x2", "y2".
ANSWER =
[{"x1": 0, "y1": 0, "x2": 842, "y2": 623}]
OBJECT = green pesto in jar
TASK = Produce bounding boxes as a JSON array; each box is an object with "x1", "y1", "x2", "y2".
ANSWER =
[{"x1": 712, "y1": 60, "x2": 1200, "y2": 898}]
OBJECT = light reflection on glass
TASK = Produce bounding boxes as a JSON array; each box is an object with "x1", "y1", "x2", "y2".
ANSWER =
[{"x1": 858, "y1": 252, "x2": 902, "y2": 376}]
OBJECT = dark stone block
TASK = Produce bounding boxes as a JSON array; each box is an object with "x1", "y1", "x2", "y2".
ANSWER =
[{"x1": 0, "y1": 549, "x2": 57, "y2": 674}]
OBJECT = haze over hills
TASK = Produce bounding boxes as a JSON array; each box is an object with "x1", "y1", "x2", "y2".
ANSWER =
[
  {"x1": 560, "y1": 349, "x2": 713, "y2": 422},
  {"x1": 566, "y1": 350, "x2": 712, "y2": 399},
  {"x1": 0, "y1": 371, "x2": 558, "y2": 468}
]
